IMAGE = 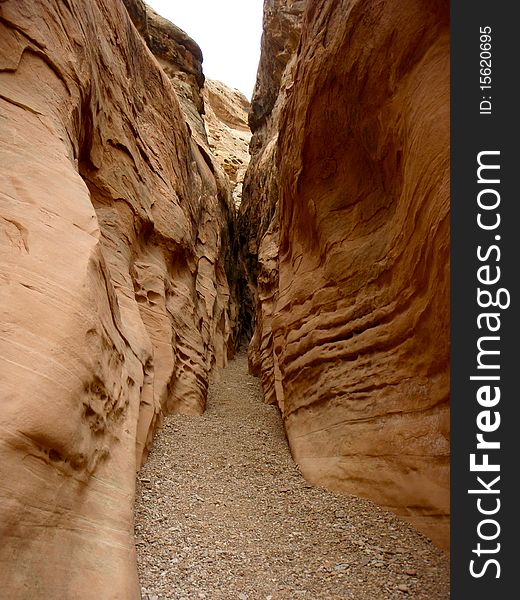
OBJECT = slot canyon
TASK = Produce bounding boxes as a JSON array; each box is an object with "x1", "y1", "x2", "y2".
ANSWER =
[{"x1": 0, "y1": 0, "x2": 449, "y2": 598}]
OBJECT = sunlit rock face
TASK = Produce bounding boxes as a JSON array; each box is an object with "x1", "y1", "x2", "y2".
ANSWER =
[
  {"x1": 0, "y1": 0, "x2": 236, "y2": 596},
  {"x1": 144, "y1": 4, "x2": 208, "y2": 144},
  {"x1": 129, "y1": 7, "x2": 250, "y2": 325},
  {"x1": 203, "y1": 79, "x2": 251, "y2": 208},
  {"x1": 241, "y1": 0, "x2": 450, "y2": 548}
]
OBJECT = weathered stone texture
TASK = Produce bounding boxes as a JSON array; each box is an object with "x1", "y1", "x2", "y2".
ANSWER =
[
  {"x1": 0, "y1": 0, "x2": 236, "y2": 596},
  {"x1": 203, "y1": 79, "x2": 251, "y2": 207},
  {"x1": 238, "y1": 0, "x2": 305, "y2": 347},
  {"x1": 242, "y1": 0, "x2": 450, "y2": 548}
]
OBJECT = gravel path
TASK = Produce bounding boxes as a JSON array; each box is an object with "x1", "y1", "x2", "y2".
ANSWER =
[{"x1": 135, "y1": 354, "x2": 449, "y2": 599}]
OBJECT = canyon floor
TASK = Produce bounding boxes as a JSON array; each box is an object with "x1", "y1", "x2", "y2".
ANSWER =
[{"x1": 135, "y1": 354, "x2": 449, "y2": 600}]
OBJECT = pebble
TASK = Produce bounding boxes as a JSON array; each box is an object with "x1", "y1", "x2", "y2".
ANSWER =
[{"x1": 134, "y1": 354, "x2": 449, "y2": 599}]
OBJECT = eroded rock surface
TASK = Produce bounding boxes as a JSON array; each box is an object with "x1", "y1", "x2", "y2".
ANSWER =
[
  {"x1": 203, "y1": 79, "x2": 251, "y2": 207},
  {"x1": 238, "y1": 0, "x2": 305, "y2": 347},
  {"x1": 240, "y1": 0, "x2": 450, "y2": 548},
  {"x1": 144, "y1": 5, "x2": 208, "y2": 144},
  {"x1": 0, "y1": 0, "x2": 236, "y2": 597}
]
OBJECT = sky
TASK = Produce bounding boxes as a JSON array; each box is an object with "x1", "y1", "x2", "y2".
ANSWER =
[{"x1": 146, "y1": 0, "x2": 264, "y2": 99}]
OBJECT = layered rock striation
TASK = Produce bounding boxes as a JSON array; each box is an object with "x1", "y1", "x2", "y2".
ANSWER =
[
  {"x1": 203, "y1": 79, "x2": 251, "y2": 208},
  {"x1": 144, "y1": 4, "x2": 207, "y2": 144},
  {"x1": 0, "y1": 5, "x2": 451, "y2": 600},
  {"x1": 240, "y1": 0, "x2": 450, "y2": 548},
  {"x1": 238, "y1": 0, "x2": 305, "y2": 347},
  {"x1": 0, "y1": 0, "x2": 240, "y2": 596}
]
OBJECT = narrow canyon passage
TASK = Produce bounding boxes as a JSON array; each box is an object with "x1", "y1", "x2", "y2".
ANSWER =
[
  {"x1": 0, "y1": 2, "x2": 450, "y2": 596},
  {"x1": 135, "y1": 355, "x2": 449, "y2": 600}
]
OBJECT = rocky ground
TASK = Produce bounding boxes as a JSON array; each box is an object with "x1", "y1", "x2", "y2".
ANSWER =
[{"x1": 135, "y1": 354, "x2": 449, "y2": 600}]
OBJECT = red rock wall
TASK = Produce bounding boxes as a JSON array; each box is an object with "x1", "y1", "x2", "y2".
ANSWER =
[
  {"x1": 242, "y1": 0, "x2": 450, "y2": 548},
  {"x1": 0, "y1": 0, "x2": 235, "y2": 596},
  {"x1": 203, "y1": 79, "x2": 251, "y2": 207},
  {"x1": 238, "y1": 0, "x2": 305, "y2": 348}
]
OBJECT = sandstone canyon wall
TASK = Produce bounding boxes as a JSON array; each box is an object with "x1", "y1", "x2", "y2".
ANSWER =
[
  {"x1": 203, "y1": 79, "x2": 251, "y2": 208},
  {"x1": 238, "y1": 0, "x2": 305, "y2": 347},
  {"x1": 240, "y1": 0, "x2": 450, "y2": 548},
  {"x1": 0, "y1": 0, "x2": 242, "y2": 597}
]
